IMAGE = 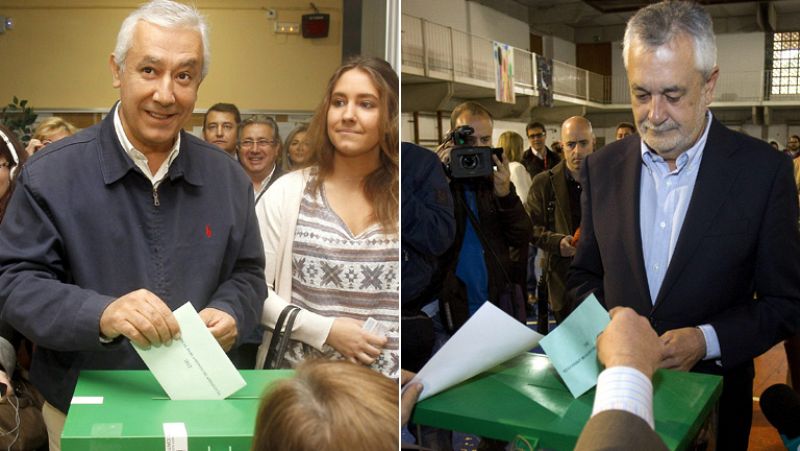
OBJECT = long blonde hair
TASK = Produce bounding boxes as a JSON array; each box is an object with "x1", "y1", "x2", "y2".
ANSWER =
[{"x1": 306, "y1": 56, "x2": 399, "y2": 234}]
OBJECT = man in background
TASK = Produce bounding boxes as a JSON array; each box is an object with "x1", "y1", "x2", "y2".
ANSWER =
[
  {"x1": 203, "y1": 102, "x2": 241, "y2": 157},
  {"x1": 526, "y1": 116, "x2": 594, "y2": 323},
  {"x1": 615, "y1": 121, "x2": 636, "y2": 141}
]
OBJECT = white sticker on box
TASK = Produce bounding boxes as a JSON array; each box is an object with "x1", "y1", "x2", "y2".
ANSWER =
[
  {"x1": 71, "y1": 396, "x2": 104, "y2": 405},
  {"x1": 163, "y1": 422, "x2": 188, "y2": 451}
]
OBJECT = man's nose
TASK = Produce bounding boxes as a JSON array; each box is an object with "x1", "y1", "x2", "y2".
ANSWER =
[
  {"x1": 648, "y1": 96, "x2": 667, "y2": 125},
  {"x1": 153, "y1": 76, "x2": 176, "y2": 106}
]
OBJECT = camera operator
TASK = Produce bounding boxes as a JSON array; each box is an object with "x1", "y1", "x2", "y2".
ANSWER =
[{"x1": 413, "y1": 101, "x2": 532, "y2": 450}]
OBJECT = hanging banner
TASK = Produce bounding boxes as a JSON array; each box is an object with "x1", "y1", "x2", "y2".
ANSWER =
[{"x1": 493, "y1": 41, "x2": 515, "y2": 104}]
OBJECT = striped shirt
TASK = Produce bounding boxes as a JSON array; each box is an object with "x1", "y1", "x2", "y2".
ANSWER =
[
  {"x1": 284, "y1": 177, "x2": 399, "y2": 378},
  {"x1": 591, "y1": 366, "x2": 655, "y2": 429}
]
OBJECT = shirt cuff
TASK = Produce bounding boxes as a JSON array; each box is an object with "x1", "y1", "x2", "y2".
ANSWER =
[
  {"x1": 697, "y1": 324, "x2": 721, "y2": 360},
  {"x1": 592, "y1": 366, "x2": 654, "y2": 430}
]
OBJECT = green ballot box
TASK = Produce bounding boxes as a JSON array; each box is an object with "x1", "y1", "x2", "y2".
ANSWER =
[
  {"x1": 62, "y1": 370, "x2": 292, "y2": 451},
  {"x1": 413, "y1": 353, "x2": 722, "y2": 451}
]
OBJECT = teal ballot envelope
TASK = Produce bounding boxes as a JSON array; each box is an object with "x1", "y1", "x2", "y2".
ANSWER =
[{"x1": 540, "y1": 294, "x2": 610, "y2": 397}]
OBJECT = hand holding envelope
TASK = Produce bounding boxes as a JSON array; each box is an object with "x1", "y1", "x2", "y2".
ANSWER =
[
  {"x1": 133, "y1": 302, "x2": 245, "y2": 400},
  {"x1": 99, "y1": 288, "x2": 181, "y2": 348}
]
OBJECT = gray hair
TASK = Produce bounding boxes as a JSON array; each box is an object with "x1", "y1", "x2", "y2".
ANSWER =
[
  {"x1": 622, "y1": 1, "x2": 717, "y2": 79},
  {"x1": 239, "y1": 115, "x2": 282, "y2": 144},
  {"x1": 113, "y1": 0, "x2": 210, "y2": 79}
]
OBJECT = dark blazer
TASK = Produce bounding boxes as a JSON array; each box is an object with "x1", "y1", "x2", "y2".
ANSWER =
[
  {"x1": 521, "y1": 147, "x2": 561, "y2": 180},
  {"x1": 525, "y1": 161, "x2": 575, "y2": 317},
  {"x1": 419, "y1": 179, "x2": 532, "y2": 330},
  {"x1": 567, "y1": 118, "x2": 800, "y2": 366},
  {"x1": 574, "y1": 410, "x2": 667, "y2": 451},
  {"x1": 567, "y1": 118, "x2": 800, "y2": 448}
]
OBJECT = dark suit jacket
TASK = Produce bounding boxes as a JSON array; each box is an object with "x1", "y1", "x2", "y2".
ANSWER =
[
  {"x1": 521, "y1": 147, "x2": 561, "y2": 179},
  {"x1": 575, "y1": 410, "x2": 668, "y2": 451},
  {"x1": 567, "y1": 119, "x2": 800, "y2": 373},
  {"x1": 525, "y1": 161, "x2": 575, "y2": 314}
]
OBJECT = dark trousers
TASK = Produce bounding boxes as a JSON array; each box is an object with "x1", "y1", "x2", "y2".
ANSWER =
[{"x1": 714, "y1": 367, "x2": 754, "y2": 451}]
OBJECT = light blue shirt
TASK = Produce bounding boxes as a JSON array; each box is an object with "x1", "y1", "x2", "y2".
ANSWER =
[{"x1": 639, "y1": 111, "x2": 720, "y2": 361}]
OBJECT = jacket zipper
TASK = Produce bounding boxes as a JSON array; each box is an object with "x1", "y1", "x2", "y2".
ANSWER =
[{"x1": 152, "y1": 186, "x2": 160, "y2": 207}]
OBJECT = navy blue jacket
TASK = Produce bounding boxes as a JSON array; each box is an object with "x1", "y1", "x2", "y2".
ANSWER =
[
  {"x1": 400, "y1": 142, "x2": 455, "y2": 310},
  {"x1": 0, "y1": 108, "x2": 266, "y2": 412}
]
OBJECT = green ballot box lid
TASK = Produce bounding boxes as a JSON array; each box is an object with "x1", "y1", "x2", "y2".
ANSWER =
[
  {"x1": 62, "y1": 369, "x2": 293, "y2": 451},
  {"x1": 413, "y1": 353, "x2": 722, "y2": 451}
]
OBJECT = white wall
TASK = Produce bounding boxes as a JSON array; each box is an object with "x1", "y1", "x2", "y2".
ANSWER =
[
  {"x1": 402, "y1": 0, "x2": 468, "y2": 31},
  {"x1": 552, "y1": 36, "x2": 576, "y2": 66},
  {"x1": 715, "y1": 32, "x2": 766, "y2": 101},
  {"x1": 467, "y1": 2, "x2": 529, "y2": 50},
  {"x1": 403, "y1": 0, "x2": 528, "y2": 50}
]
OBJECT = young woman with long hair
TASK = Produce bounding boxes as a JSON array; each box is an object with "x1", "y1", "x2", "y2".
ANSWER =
[{"x1": 254, "y1": 56, "x2": 399, "y2": 378}]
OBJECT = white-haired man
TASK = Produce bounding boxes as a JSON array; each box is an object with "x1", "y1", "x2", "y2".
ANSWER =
[
  {"x1": 567, "y1": 1, "x2": 800, "y2": 449},
  {"x1": 0, "y1": 1, "x2": 266, "y2": 448}
]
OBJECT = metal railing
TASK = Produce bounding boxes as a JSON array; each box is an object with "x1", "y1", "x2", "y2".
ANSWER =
[{"x1": 402, "y1": 14, "x2": 800, "y2": 106}]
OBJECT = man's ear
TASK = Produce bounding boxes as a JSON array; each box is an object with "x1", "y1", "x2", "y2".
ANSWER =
[
  {"x1": 702, "y1": 66, "x2": 720, "y2": 106},
  {"x1": 109, "y1": 54, "x2": 122, "y2": 89}
]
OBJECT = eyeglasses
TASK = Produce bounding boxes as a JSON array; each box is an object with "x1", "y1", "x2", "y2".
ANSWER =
[
  {"x1": 241, "y1": 139, "x2": 278, "y2": 149},
  {"x1": 528, "y1": 132, "x2": 545, "y2": 139}
]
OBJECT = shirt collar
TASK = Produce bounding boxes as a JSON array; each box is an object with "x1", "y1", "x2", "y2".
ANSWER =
[
  {"x1": 640, "y1": 110, "x2": 712, "y2": 173},
  {"x1": 113, "y1": 103, "x2": 181, "y2": 184}
]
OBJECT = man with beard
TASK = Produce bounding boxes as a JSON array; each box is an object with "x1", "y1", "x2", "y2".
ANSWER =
[{"x1": 566, "y1": 2, "x2": 800, "y2": 450}]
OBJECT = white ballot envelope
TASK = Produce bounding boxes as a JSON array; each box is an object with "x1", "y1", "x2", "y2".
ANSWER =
[
  {"x1": 133, "y1": 302, "x2": 246, "y2": 400},
  {"x1": 409, "y1": 302, "x2": 543, "y2": 401}
]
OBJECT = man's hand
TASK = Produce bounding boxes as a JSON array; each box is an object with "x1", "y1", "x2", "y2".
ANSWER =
[
  {"x1": 401, "y1": 369, "x2": 424, "y2": 426},
  {"x1": 199, "y1": 308, "x2": 238, "y2": 352},
  {"x1": 99, "y1": 289, "x2": 181, "y2": 349},
  {"x1": 560, "y1": 236, "x2": 576, "y2": 257},
  {"x1": 326, "y1": 317, "x2": 387, "y2": 366},
  {"x1": 24, "y1": 138, "x2": 44, "y2": 156},
  {"x1": 659, "y1": 327, "x2": 706, "y2": 371},
  {"x1": 598, "y1": 307, "x2": 664, "y2": 379},
  {"x1": 492, "y1": 154, "x2": 511, "y2": 197}
]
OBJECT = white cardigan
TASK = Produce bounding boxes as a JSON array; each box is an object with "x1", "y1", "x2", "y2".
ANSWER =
[{"x1": 253, "y1": 168, "x2": 335, "y2": 368}]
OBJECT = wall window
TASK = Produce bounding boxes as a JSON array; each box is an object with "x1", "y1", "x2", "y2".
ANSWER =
[{"x1": 770, "y1": 32, "x2": 800, "y2": 95}]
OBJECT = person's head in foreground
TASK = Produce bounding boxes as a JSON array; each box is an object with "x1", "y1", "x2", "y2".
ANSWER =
[{"x1": 252, "y1": 360, "x2": 398, "y2": 451}]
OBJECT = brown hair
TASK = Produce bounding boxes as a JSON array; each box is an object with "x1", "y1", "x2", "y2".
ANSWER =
[
  {"x1": 450, "y1": 101, "x2": 493, "y2": 130},
  {"x1": 306, "y1": 56, "x2": 399, "y2": 234},
  {"x1": 252, "y1": 360, "x2": 398, "y2": 451},
  {"x1": 0, "y1": 124, "x2": 28, "y2": 222},
  {"x1": 203, "y1": 103, "x2": 241, "y2": 129},
  {"x1": 283, "y1": 123, "x2": 309, "y2": 170}
]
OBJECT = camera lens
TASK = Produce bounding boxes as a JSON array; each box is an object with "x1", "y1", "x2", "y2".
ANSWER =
[{"x1": 460, "y1": 154, "x2": 478, "y2": 170}]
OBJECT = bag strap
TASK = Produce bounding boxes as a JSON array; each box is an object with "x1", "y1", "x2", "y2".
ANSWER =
[
  {"x1": 263, "y1": 305, "x2": 302, "y2": 369},
  {"x1": 457, "y1": 192, "x2": 513, "y2": 286}
]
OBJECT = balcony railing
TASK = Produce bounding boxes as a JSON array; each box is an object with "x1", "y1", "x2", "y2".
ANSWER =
[{"x1": 402, "y1": 14, "x2": 800, "y2": 106}]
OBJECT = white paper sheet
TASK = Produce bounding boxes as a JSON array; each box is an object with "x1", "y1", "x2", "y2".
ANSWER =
[
  {"x1": 410, "y1": 302, "x2": 543, "y2": 401},
  {"x1": 133, "y1": 302, "x2": 246, "y2": 400}
]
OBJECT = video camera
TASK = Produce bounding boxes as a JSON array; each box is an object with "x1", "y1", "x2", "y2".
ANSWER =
[{"x1": 444, "y1": 125, "x2": 503, "y2": 179}]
